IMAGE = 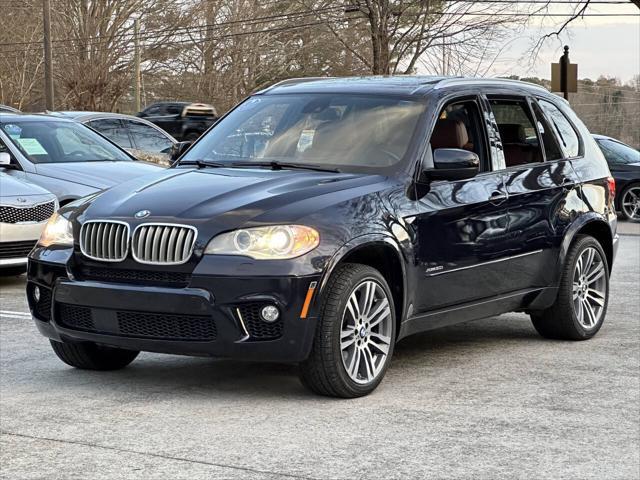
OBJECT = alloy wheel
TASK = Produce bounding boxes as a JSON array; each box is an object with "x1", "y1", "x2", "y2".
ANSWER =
[
  {"x1": 572, "y1": 246, "x2": 607, "y2": 330},
  {"x1": 621, "y1": 186, "x2": 640, "y2": 221},
  {"x1": 340, "y1": 280, "x2": 393, "y2": 385}
]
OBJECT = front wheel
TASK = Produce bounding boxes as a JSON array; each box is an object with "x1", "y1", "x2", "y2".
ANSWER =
[
  {"x1": 531, "y1": 235, "x2": 609, "y2": 340},
  {"x1": 299, "y1": 264, "x2": 396, "y2": 398},
  {"x1": 50, "y1": 340, "x2": 139, "y2": 370}
]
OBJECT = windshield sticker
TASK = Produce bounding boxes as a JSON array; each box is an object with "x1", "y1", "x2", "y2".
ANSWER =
[
  {"x1": 297, "y1": 129, "x2": 316, "y2": 152},
  {"x1": 4, "y1": 124, "x2": 22, "y2": 139},
  {"x1": 16, "y1": 137, "x2": 48, "y2": 155}
]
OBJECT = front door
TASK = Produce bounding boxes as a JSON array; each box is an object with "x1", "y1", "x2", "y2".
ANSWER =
[{"x1": 411, "y1": 96, "x2": 514, "y2": 313}]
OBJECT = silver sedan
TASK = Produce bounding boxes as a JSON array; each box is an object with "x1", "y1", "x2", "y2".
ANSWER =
[{"x1": 0, "y1": 169, "x2": 57, "y2": 274}]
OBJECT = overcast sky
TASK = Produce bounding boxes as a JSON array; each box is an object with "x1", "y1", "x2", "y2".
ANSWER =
[{"x1": 478, "y1": 2, "x2": 640, "y2": 83}]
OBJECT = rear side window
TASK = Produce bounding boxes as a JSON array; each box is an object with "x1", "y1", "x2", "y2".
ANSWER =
[
  {"x1": 87, "y1": 119, "x2": 133, "y2": 149},
  {"x1": 488, "y1": 98, "x2": 543, "y2": 169},
  {"x1": 597, "y1": 138, "x2": 640, "y2": 166},
  {"x1": 124, "y1": 120, "x2": 173, "y2": 153},
  {"x1": 537, "y1": 99, "x2": 581, "y2": 158},
  {"x1": 166, "y1": 105, "x2": 183, "y2": 115}
]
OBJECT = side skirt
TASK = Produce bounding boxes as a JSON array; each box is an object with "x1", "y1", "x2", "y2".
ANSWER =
[{"x1": 397, "y1": 287, "x2": 552, "y2": 341}]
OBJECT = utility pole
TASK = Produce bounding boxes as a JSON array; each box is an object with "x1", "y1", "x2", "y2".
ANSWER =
[
  {"x1": 133, "y1": 18, "x2": 141, "y2": 113},
  {"x1": 43, "y1": 0, "x2": 54, "y2": 110}
]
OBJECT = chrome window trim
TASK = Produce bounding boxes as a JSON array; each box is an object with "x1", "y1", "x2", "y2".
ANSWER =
[
  {"x1": 131, "y1": 222, "x2": 198, "y2": 266},
  {"x1": 79, "y1": 219, "x2": 130, "y2": 263}
]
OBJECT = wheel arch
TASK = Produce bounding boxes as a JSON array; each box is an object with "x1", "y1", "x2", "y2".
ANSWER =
[
  {"x1": 559, "y1": 214, "x2": 614, "y2": 278},
  {"x1": 316, "y1": 235, "x2": 407, "y2": 340}
]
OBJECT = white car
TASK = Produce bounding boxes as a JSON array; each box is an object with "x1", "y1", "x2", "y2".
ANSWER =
[{"x1": 0, "y1": 160, "x2": 58, "y2": 275}]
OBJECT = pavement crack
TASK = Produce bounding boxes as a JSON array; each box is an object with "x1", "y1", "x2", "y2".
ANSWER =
[{"x1": 1, "y1": 430, "x2": 320, "y2": 480}]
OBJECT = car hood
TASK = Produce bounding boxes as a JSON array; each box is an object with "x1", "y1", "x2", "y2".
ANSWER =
[
  {"x1": 35, "y1": 161, "x2": 162, "y2": 189},
  {"x1": 79, "y1": 167, "x2": 387, "y2": 230},
  {"x1": 0, "y1": 171, "x2": 54, "y2": 197}
]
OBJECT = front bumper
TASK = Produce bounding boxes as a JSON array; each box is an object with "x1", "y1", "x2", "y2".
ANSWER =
[{"x1": 27, "y1": 251, "x2": 321, "y2": 362}]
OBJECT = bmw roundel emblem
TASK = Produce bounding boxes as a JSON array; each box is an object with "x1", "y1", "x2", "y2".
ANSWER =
[{"x1": 135, "y1": 209, "x2": 151, "y2": 219}]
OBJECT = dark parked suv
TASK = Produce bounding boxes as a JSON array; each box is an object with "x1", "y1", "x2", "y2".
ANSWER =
[{"x1": 27, "y1": 77, "x2": 618, "y2": 398}]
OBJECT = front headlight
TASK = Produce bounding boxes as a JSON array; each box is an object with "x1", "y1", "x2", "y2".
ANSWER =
[
  {"x1": 38, "y1": 213, "x2": 74, "y2": 247},
  {"x1": 205, "y1": 225, "x2": 319, "y2": 260}
]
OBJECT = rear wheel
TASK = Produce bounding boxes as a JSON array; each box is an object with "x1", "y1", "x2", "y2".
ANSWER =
[
  {"x1": 619, "y1": 183, "x2": 640, "y2": 222},
  {"x1": 531, "y1": 235, "x2": 609, "y2": 340},
  {"x1": 299, "y1": 264, "x2": 395, "y2": 398},
  {"x1": 50, "y1": 340, "x2": 139, "y2": 370}
]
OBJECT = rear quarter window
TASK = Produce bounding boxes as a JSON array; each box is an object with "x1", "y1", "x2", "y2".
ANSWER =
[{"x1": 537, "y1": 99, "x2": 581, "y2": 158}]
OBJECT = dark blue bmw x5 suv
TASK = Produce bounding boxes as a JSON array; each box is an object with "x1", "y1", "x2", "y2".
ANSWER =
[{"x1": 27, "y1": 77, "x2": 618, "y2": 397}]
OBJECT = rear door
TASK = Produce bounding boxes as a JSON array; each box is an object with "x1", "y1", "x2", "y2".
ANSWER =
[{"x1": 485, "y1": 95, "x2": 582, "y2": 290}]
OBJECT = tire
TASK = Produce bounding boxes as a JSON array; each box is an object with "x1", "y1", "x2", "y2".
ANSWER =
[
  {"x1": 50, "y1": 340, "x2": 139, "y2": 370},
  {"x1": 619, "y1": 182, "x2": 640, "y2": 222},
  {"x1": 531, "y1": 235, "x2": 609, "y2": 340},
  {"x1": 299, "y1": 263, "x2": 396, "y2": 398}
]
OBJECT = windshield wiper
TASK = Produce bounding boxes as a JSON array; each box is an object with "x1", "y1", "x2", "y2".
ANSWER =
[
  {"x1": 177, "y1": 159, "x2": 226, "y2": 169},
  {"x1": 229, "y1": 161, "x2": 340, "y2": 173}
]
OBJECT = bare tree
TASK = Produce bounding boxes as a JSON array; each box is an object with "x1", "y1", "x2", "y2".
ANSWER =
[{"x1": 0, "y1": 2, "x2": 45, "y2": 109}]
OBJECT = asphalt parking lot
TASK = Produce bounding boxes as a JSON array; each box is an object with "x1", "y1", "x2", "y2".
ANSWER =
[{"x1": 1, "y1": 228, "x2": 638, "y2": 480}]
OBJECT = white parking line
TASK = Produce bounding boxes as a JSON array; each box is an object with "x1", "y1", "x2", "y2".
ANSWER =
[{"x1": 0, "y1": 310, "x2": 32, "y2": 318}]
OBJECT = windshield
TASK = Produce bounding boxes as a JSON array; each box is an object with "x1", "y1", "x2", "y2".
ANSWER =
[
  {"x1": 596, "y1": 138, "x2": 640, "y2": 166},
  {"x1": 1, "y1": 120, "x2": 132, "y2": 164},
  {"x1": 181, "y1": 94, "x2": 425, "y2": 173}
]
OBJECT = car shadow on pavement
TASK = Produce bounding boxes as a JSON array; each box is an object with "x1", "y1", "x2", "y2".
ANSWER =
[{"x1": 32, "y1": 316, "x2": 540, "y2": 400}]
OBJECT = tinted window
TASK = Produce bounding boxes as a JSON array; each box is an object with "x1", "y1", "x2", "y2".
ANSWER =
[
  {"x1": 144, "y1": 105, "x2": 162, "y2": 116},
  {"x1": 597, "y1": 139, "x2": 640, "y2": 166},
  {"x1": 183, "y1": 94, "x2": 425, "y2": 173},
  {"x1": 430, "y1": 100, "x2": 487, "y2": 170},
  {"x1": 87, "y1": 119, "x2": 132, "y2": 149},
  {"x1": 166, "y1": 105, "x2": 183, "y2": 115},
  {"x1": 125, "y1": 120, "x2": 173, "y2": 153},
  {"x1": 0, "y1": 120, "x2": 131, "y2": 163},
  {"x1": 530, "y1": 102, "x2": 564, "y2": 161},
  {"x1": 537, "y1": 99, "x2": 581, "y2": 158},
  {"x1": 489, "y1": 99, "x2": 543, "y2": 168}
]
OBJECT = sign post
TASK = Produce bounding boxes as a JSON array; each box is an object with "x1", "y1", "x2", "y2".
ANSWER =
[{"x1": 551, "y1": 46, "x2": 578, "y2": 101}]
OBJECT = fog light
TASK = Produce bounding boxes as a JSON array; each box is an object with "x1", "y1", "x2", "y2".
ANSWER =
[
  {"x1": 33, "y1": 286, "x2": 40, "y2": 303},
  {"x1": 260, "y1": 305, "x2": 280, "y2": 323}
]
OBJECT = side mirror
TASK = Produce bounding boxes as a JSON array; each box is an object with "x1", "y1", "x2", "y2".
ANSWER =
[
  {"x1": 169, "y1": 141, "x2": 192, "y2": 162},
  {"x1": 0, "y1": 151, "x2": 13, "y2": 167},
  {"x1": 424, "y1": 148, "x2": 480, "y2": 181}
]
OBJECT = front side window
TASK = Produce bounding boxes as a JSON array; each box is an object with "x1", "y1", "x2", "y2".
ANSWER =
[
  {"x1": 125, "y1": 120, "x2": 173, "y2": 153},
  {"x1": 87, "y1": 119, "x2": 133, "y2": 149},
  {"x1": 0, "y1": 120, "x2": 132, "y2": 164},
  {"x1": 537, "y1": 99, "x2": 581, "y2": 158},
  {"x1": 597, "y1": 138, "x2": 640, "y2": 166},
  {"x1": 488, "y1": 98, "x2": 543, "y2": 168},
  {"x1": 429, "y1": 100, "x2": 487, "y2": 170},
  {"x1": 182, "y1": 94, "x2": 425, "y2": 173}
]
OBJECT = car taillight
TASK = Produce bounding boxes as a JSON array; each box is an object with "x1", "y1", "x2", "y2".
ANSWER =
[{"x1": 607, "y1": 177, "x2": 616, "y2": 199}]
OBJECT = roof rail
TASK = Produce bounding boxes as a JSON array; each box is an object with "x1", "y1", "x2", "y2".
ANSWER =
[
  {"x1": 258, "y1": 77, "x2": 334, "y2": 94},
  {"x1": 434, "y1": 77, "x2": 550, "y2": 93}
]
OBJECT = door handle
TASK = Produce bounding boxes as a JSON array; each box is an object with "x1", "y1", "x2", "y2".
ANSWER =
[{"x1": 488, "y1": 190, "x2": 508, "y2": 205}]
